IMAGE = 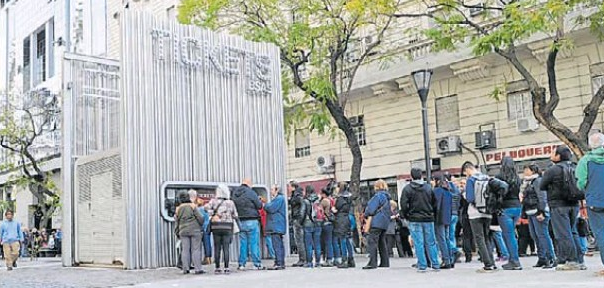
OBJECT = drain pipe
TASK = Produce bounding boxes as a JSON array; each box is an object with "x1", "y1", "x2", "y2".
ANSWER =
[{"x1": 4, "y1": 5, "x2": 9, "y2": 92}]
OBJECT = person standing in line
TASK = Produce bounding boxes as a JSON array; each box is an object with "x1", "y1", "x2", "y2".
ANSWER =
[
  {"x1": 446, "y1": 173, "x2": 462, "y2": 263},
  {"x1": 433, "y1": 174, "x2": 454, "y2": 269},
  {"x1": 175, "y1": 190, "x2": 205, "y2": 275},
  {"x1": 196, "y1": 197, "x2": 212, "y2": 266},
  {"x1": 259, "y1": 198, "x2": 276, "y2": 260},
  {"x1": 363, "y1": 179, "x2": 392, "y2": 270},
  {"x1": 541, "y1": 146, "x2": 586, "y2": 271},
  {"x1": 521, "y1": 164, "x2": 556, "y2": 268},
  {"x1": 288, "y1": 181, "x2": 307, "y2": 267},
  {"x1": 333, "y1": 182, "x2": 353, "y2": 268},
  {"x1": 1, "y1": 210, "x2": 23, "y2": 271},
  {"x1": 264, "y1": 185, "x2": 287, "y2": 270},
  {"x1": 205, "y1": 184, "x2": 239, "y2": 274},
  {"x1": 232, "y1": 178, "x2": 266, "y2": 271},
  {"x1": 303, "y1": 186, "x2": 322, "y2": 268},
  {"x1": 386, "y1": 201, "x2": 405, "y2": 258},
  {"x1": 577, "y1": 133, "x2": 604, "y2": 275},
  {"x1": 319, "y1": 188, "x2": 336, "y2": 267},
  {"x1": 462, "y1": 161, "x2": 498, "y2": 273},
  {"x1": 495, "y1": 156, "x2": 524, "y2": 270},
  {"x1": 400, "y1": 169, "x2": 440, "y2": 273}
]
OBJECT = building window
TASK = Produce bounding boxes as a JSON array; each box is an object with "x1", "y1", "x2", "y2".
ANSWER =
[
  {"x1": 350, "y1": 115, "x2": 367, "y2": 146},
  {"x1": 592, "y1": 75, "x2": 604, "y2": 96},
  {"x1": 507, "y1": 91, "x2": 533, "y2": 121},
  {"x1": 23, "y1": 37, "x2": 31, "y2": 90},
  {"x1": 435, "y1": 95, "x2": 460, "y2": 133},
  {"x1": 294, "y1": 129, "x2": 310, "y2": 158},
  {"x1": 34, "y1": 28, "x2": 47, "y2": 86}
]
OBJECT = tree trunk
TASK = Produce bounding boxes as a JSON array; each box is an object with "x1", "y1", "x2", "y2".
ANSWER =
[
  {"x1": 324, "y1": 100, "x2": 363, "y2": 197},
  {"x1": 40, "y1": 204, "x2": 57, "y2": 230}
]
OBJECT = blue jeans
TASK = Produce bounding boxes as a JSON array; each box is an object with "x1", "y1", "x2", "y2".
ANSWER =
[
  {"x1": 587, "y1": 208, "x2": 604, "y2": 266},
  {"x1": 304, "y1": 226, "x2": 322, "y2": 264},
  {"x1": 335, "y1": 236, "x2": 351, "y2": 259},
  {"x1": 409, "y1": 222, "x2": 440, "y2": 270},
  {"x1": 528, "y1": 214, "x2": 556, "y2": 262},
  {"x1": 449, "y1": 215, "x2": 459, "y2": 255},
  {"x1": 239, "y1": 220, "x2": 262, "y2": 267},
  {"x1": 498, "y1": 207, "x2": 522, "y2": 263},
  {"x1": 264, "y1": 235, "x2": 275, "y2": 258},
  {"x1": 270, "y1": 234, "x2": 285, "y2": 267},
  {"x1": 490, "y1": 230, "x2": 509, "y2": 258},
  {"x1": 435, "y1": 224, "x2": 452, "y2": 265},
  {"x1": 321, "y1": 224, "x2": 334, "y2": 261},
  {"x1": 203, "y1": 230, "x2": 212, "y2": 258},
  {"x1": 551, "y1": 206, "x2": 583, "y2": 264}
]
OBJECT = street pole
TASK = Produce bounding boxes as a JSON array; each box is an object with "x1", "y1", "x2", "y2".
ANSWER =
[{"x1": 420, "y1": 95, "x2": 431, "y2": 181}]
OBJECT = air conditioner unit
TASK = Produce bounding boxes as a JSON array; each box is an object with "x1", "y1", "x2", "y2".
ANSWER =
[
  {"x1": 316, "y1": 155, "x2": 335, "y2": 174},
  {"x1": 517, "y1": 117, "x2": 539, "y2": 132},
  {"x1": 475, "y1": 130, "x2": 497, "y2": 149},
  {"x1": 436, "y1": 136, "x2": 462, "y2": 154}
]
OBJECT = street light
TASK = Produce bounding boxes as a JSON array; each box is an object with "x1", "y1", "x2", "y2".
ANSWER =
[{"x1": 412, "y1": 69, "x2": 434, "y2": 181}]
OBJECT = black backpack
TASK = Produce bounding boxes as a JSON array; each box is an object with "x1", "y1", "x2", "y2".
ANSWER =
[
  {"x1": 560, "y1": 163, "x2": 586, "y2": 201},
  {"x1": 522, "y1": 179, "x2": 539, "y2": 211}
]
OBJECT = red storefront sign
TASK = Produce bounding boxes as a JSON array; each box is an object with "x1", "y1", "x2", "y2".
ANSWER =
[{"x1": 485, "y1": 143, "x2": 560, "y2": 164}]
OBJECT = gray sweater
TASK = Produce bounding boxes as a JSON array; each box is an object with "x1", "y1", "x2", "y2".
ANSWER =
[{"x1": 175, "y1": 204, "x2": 205, "y2": 237}]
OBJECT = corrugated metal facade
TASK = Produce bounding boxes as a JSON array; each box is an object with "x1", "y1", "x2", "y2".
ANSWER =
[{"x1": 120, "y1": 11, "x2": 285, "y2": 269}]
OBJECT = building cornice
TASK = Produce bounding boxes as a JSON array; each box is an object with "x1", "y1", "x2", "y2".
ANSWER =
[
  {"x1": 449, "y1": 59, "x2": 491, "y2": 82},
  {"x1": 527, "y1": 39, "x2": 574, "y2": 64}
]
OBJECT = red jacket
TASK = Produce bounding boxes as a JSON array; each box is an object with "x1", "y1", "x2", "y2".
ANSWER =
[{"x1": 259, "y1": 208, "x2": 268, "y2": 236}]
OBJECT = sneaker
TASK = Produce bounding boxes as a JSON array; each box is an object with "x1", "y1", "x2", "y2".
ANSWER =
[
  {"x1": 417, "y1": 269, "x2": 428, "y2": 273},
  {"x1": 477, "y1": 266, "x2": 497, "y2": 273},
  {"x1": 214, "y1": 268, "x2": 223, "y2": 274},
  {"x1": 321, "y1": 262, "x2": 334, "y2": 268},
  {"x1": 194, "y1": 270, "x2": 206, "y2": 275},
  {"x1": 237, "y1": 266, "x2": 246, "y2": 271},
  {"x1": 412, "y1": 263, "x2": 418, "y2": 268},
  {"x1": 502, "y1": 262, "x2": 523, "y2": 271},
  {"x1": 441, "y1": 264, "x2": 453, "y2": 270},
  {"x1": 579, "y1": 264, "x2": 588, "y2": 271},
  {"x1": 304, "y1": 263, "x2": 314, "y2": 268},
  {"x1": 533, "y1": 260, "x2": 547, "y2": 268},
  {"x1": 268, "y1": 265, "x2": 284, "y2": 271},
  {"x1": 556, "y1": 262, "x2": 581, "y2": 271},
  {"x1": 224, "y1": 268, "x2": 231, "y2": 274},
  {"x1": 254, "y1": 266, "x2": 267, "y2": 271},
  {"x1": 12, "y1": 261, "x2": 17, "y2": 268},
  {"x1": 7, "y1": 267, "x2": 13, "y2": 271},
  {"x1": 292, "y1": 261, "x2": 305, "y2": 267},
  {"x1": 542, "y1": 261, "x2": 555, "y2": 269}
]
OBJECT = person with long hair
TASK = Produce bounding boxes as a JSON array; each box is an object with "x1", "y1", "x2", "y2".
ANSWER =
[
  {"x1": 522, "y1": 163, "x2": 556, "y2": 269},
  {"x1": 363, "y1": 179, "x2": 392, "y2": 269},
  {"x1": 205, "y1": 184, "x2": 239, "y2": 274},
  {"x1": 496, "y1": 156, "x2": 523, "y2": 270}
]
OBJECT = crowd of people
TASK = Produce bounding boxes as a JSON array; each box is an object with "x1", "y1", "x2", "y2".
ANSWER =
[{"x1": 173, "y1": 134, "x2": 604, "y2": 277}]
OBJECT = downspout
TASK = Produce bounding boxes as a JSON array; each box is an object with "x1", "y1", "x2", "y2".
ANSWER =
[{"x1": 4, "y1": 5, "x2": 9, "y2": 92}]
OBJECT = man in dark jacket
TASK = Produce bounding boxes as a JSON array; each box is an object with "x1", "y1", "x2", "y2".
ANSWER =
[
  {"x1": 334, "y1": 182, "x2": 353, "y2": 268},
  {"x1": 288, "y1": 181, "x2": 306, "y2": 267},
  {"x1": 363, "y1": 179, "x2": 392, "y2": 270},
  {"x1": 265, "y1": 185, "x2": 287, "y2": 270},
  {"x1": 577, "y1": 133, "x2": 604, "y2": 274},
  {"x1": 400, "y1": 168, "x2": 440, "y2": 272},
  {"x1": 232, "y1": 179, "x2": 265, "y2": 270},
  {"x1": 541, "y1": 146, "x2": 585, "y2": 271}
]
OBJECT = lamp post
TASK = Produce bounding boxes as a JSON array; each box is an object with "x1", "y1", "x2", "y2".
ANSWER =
[{"x1": 412, "y1": 69, "x2": 434, "y2": 181}]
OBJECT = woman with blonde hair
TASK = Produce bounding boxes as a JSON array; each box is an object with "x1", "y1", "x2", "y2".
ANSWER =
[
  {"x1": 205, "y1": 184, "x2": 239, "y2": 274},
  {"x1": 362, "y1": 179, "x2": 392, "y2": 269}
]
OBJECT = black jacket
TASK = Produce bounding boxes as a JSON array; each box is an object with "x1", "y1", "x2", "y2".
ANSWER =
[
  {"x1": 232, "y1": 184, "x2": 262, "y2": 221},
  {"x1": 496, "y1": 174, "x2": 522, "y2": 209},
  {"x1": 540, "y1": 161, "x2": 580, "y2": 208},
  {"x1": 400, "y1": 180, "x2": 436, "y2": 223},
  {"x1": 334, "y1": 191, "x2": 352, "y2": 236},
  {"x1": 289, "y1": 187, "x2": 306, "y2": 225}
]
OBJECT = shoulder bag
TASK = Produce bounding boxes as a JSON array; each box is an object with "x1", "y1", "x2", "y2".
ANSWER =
[{"x1": 210, "y1": 200, "x2": 234, "y2": 232}]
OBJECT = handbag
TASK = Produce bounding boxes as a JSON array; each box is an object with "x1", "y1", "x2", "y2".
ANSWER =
[
  {"x1": 233, "y1": 220, "x2": 241, "y2": 234},
  {"x1": 210, "y1": 200, "x2": 234, "y2": 232}
]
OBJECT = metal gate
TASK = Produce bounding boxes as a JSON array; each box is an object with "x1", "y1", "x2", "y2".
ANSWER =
[{"x1": 62, "y1": 54, "x2": 121, "y2": 267}]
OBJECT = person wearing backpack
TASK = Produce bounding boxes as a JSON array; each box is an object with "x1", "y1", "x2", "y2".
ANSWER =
[
  {"x1": 540, "y1": 145, "x2": 585, "y2": 271},
  {"x1": 288, "y1": 181, "x2": 307, "y2": 267},
  {"x1": 303, "y1": 185, "x2": 322, "y2": 268},
  {"x1": 400, "y1": 169, "x2": 440, "y2": 272},
  {"x1": 363, "y1": 179, "x2": 392, "y2": 270},
  {"x1": 521, "y1": 164, "x2": 556, "y2": 269},
  {"x1": 577, "y1": 133, "x2": 604, "y2": 275},
  {"x1": 461, "y1": 161, "x2": 498, "y2": 273},
  {"x1": 319, "y1": 187, "x2": 336, "y2": 267},
  {"x1": 494, "y1": 156, "x2": 523, "y2": 270}
]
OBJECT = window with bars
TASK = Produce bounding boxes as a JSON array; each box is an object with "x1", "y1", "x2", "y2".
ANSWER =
[
  {"x1": 22, "y1": 19, "x2": 54, "y2": 90},
  {"x1": 435, "y1": 95, "x2": 460, "y2": 132},
  {"x1": 294, "y1": 129, "x2": 310, "y2": 158},
  {"x1": 350, "y1": 115, "x2": 367, "y2": 146},
  {"x1": 507, "y1": 91, "x2": 533, "y2": 121},
  {"x1": 592, "y1": 75, "x2": 604, "y2": 97}
]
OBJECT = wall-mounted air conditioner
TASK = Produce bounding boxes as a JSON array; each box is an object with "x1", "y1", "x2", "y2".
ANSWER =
[
  {"x1": 475, "y1": 130, "x2": 496, "y2": 149},
  {"x1": 436, "y1": 136, "x2": 462, "y2": 154},
  {"x1": 316, "y1": 155, "x2": 335, "y2": 174}
]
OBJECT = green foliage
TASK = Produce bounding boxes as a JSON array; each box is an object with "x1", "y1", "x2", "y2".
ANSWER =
[{"x1": 179, "y1": 0, "x2": 398, "y2": 140}]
